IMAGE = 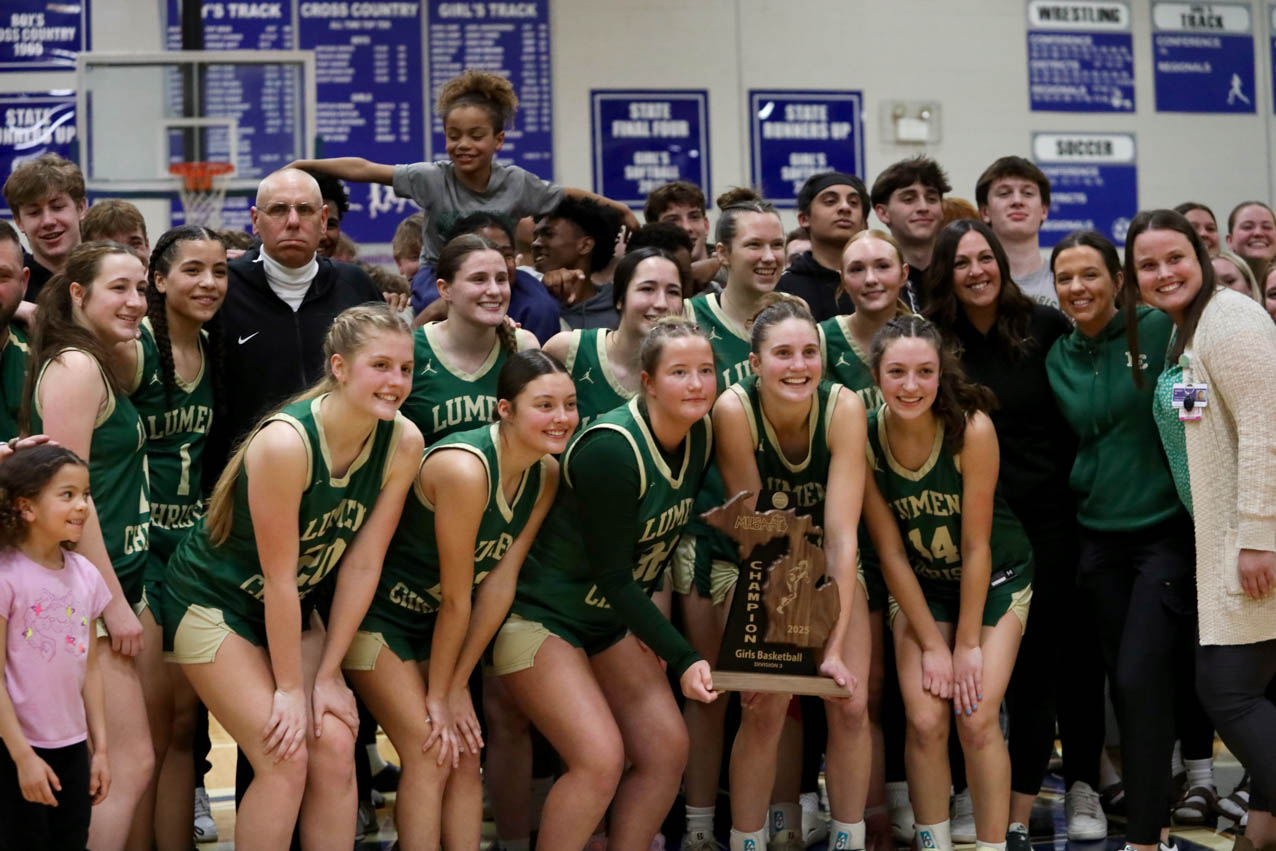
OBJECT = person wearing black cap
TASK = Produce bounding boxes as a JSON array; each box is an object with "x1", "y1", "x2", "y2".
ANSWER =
[{"x1": 778, "y1": 172, "x2": 869, "y2": 321}]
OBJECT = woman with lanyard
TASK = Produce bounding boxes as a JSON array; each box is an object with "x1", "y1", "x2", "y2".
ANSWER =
[
  {"x1": 1046, "y1": 228, "x2": 1193, "y2": 851},
  {"x1": 713, "y1": 294, "x2": 869, "y2": 851},
  {"x1": 1125, "y1": 210, "x2": 1276, "y2": 851},
  {"x1": 924, "y1": 219, "x2": 1104, "y2": 848},
  {"x1": 342, "y1": 351, "x2": 570, "y2": 850},
  {"x1": 130, "y1": 226, "x2": 227, "y2": 849},
  {"x1": 160, "y1": 303, "x2": 424, "y2": 849},
  {"x1": 399, "y1": 233, "x2": 538, "y2": 444},
  {"x1": 491, "y1": 318, "x2": 718, "y2": 851},
  {"x1": 544, "y1": 246, "x2": 686, "y2": 427},
  {"x1": 821, "y1": 228, "x2": 917, "y2": 851},
  {"x1": 21, "y1": 240, "x2": 154, "y2": 848},
  {"x1": 861, "y1": 315, "x2": 1034, "y2": 851},
  {"x1": 675, "y1": 190, "x2": 786, "y2": 851}
]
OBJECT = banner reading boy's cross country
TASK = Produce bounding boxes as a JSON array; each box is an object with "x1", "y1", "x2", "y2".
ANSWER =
[
  {"x1": 1033, "y1": 132, "x2": 1137, "y2": 248},
  {"x1": 1026, "y1": 0, "x2": 1135, "y2": 112},
  {"x1": 748, "y1": 90, "x2": 865, "y2": 208},
  {"x1": 0, "y1": 1, "x2": 90, "y2": 72},
  {"x1": 1152, "y1": 1, "x2": 1256, "y2": 113},
  {"x1": 590, "y1": 90, "x2": 710, "y2": 209}
]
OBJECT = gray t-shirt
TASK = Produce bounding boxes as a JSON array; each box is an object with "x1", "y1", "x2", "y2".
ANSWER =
[
  {"x1": 559, "y1": 282, "x2": 619, "y2": 331},
  {"x1": 1013, "y1": 261, "x2": 1059, "y2": 308},
  {"x1": 392, "y1": 160, "x2": 564, "y2": 266}
]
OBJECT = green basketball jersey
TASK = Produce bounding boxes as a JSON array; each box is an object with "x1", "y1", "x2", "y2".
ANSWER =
[
  {"x1": 399, "y1": 323, "x2": 536, "y2": 444},
  {"x1": 164, "y1": 395, "x2": 406, "y2": 625},
  {"x1": 0, "y1": 326, "x2": 29, "y2": 442},
  {"x1": 729, "y1": 375, "x2": 841, "y2": 539},
  {"x1": 363, "y1": 423, "x2": 546, "y2": 635},
  {"x1": 563, "y1": 328, "x2": 633, "y2": 428},
  {"x1": 865, "y1": 406, "x2": 1033, "y2": 597},
  {"x1": 686, "y1": 293, "x2": 752, "y2": 394},
  {"x1": 819, "y1": 316, "x2": 882, "y2": 410},
  {"x1": 132, "y1": 321, "x2": 215, "y2": 561},
  {"x1": 513, "y1": 397, "x2": 712, "y2": 635},
  {"x1": 32, "y1": 349, "x2": 150, "y2": 603}
]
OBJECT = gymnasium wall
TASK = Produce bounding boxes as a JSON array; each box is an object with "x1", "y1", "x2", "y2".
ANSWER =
[{"x1": 2, "y1": 0, "x2": 1273, "y2": 250}]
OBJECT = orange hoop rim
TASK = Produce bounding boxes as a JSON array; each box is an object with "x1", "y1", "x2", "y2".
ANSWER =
[{"x1": 169, "y1": 161, "x2": 234, "y2": 191}]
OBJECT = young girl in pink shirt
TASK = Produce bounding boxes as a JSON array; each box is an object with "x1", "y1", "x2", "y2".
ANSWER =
[{"x1": 0, "y1": 444, "x2": 112, "y2": 849}]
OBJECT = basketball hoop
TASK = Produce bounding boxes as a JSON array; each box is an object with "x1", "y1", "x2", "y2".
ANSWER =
[{"x1": 169, "y1": 161, "x2": 234, "y2": 228}]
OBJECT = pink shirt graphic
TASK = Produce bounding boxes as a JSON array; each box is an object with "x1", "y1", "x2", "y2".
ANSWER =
[{"x1": 0, "y1": 548, "x2": 112, "y2": 748}]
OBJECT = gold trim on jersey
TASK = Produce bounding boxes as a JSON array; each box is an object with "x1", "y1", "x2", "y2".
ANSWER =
[
  {"x1": 594, "y1": 330, "x2": 635, "y2": 400},
  {"x1": 829, "y1": 315, "x2": 870, "y2": 366},
  {"x1": 876, "y1": 404, "x2": 945, "y2": 482},
  {"x1": 379, "y1": 414, "x2": 407, "y2": 487},
  {"x1": 423, "y1": 321, "x2": 502, "y2": 382},
  {"x1": 732, "y1": 381, "x2": 842, "y2": 475},
  {"x1": 34, "y1": 348, "x2": 117, "y2": 428},
  {"x1": 309, "y1": 394, "x2": 378, "y2": 486},
  {"x1": 417, "y1": 423, "x2": 531, "y2": 523},
  {"x1": 699, "y1": 293, "x2": 750, "y2": 343},
  {"x1": 139, "y1": 318, "x2": 207, "y2": 393},
  {"x1": 563, "y1": 329, "x2": 583, "y2": 371},
  {"x1": 264, "y1": 412, "x2": 315, "y2": 485}
]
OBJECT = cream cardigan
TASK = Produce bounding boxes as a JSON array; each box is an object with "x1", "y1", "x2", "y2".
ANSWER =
[{"x1": 1179, "y1": 288, "x2": 1276, "y2": 645}]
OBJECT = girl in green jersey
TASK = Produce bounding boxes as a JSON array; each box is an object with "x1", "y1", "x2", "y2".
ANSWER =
[
  {"x1": 862, "y1": 316, "x2": 1032, "y2": 851},
  {"x1": 544, "y1": 247, "x2": 685, "y2": 428},
  {"x1": 164, "y1": 304, "x2": 424, "y2": 849},
  {"x1": 342, "y1": 352, "x2": 570, "y2": 850},
  {"x1": 130, "y1": 227, "x2": 227, "y2": 850},
  {"x1": 495, "y1": 318, "x2": 718, "y2": 851},
  {"x1": 677, "y1": 194, "x2": 788, "y2": 847},
  {"x1": 714, "y1": 295, "x2": 870, "y2": 851},
  {"x1": 21, "y1": 241, "x2": 153, "y2": 848},
  {"x1": 400, "y1": 234, "x2": 538, "y2": 444}
]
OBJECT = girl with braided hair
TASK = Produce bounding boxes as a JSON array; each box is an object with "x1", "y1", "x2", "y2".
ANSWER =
[{"x1": 129, "y1": 226, "x2": 227, "y2": 849}]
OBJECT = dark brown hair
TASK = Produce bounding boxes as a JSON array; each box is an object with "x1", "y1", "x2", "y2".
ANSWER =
[
  {"x1": 0, "y1": 445, "x2": 89, "y2": 548},
  {"x1": 870, "y1": 314, "x2": 996, "y2": 453},
  {"x1": 147, "y1": 226, "x2": 227, "y2": 408},
  {"x1": 436, "y1": 233, "x2": 517, "y2": 354},
  {"x1": 436, "y1": 69, "x2": 518, "y2": 130}
]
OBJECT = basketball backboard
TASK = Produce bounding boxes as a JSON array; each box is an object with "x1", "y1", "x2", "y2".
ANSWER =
[{"x1": 76, "y1": 50, "x2": 316, "y2": 195}]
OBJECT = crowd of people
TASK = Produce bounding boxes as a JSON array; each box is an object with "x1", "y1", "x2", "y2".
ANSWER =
[{"x1": 0, "y1": 66, "x2": 1273, "y2": 851}]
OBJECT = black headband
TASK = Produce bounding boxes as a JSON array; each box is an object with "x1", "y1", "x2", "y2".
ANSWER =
[{"x1": 806, "y1": 172, "x2": 861, "y2": 196}]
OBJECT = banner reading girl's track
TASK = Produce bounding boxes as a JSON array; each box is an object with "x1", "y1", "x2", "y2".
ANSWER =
[
  {"x1": 1152, "y1": 1, "x2": 1256, "y2": 113},
  {"x1": 748, "y1": 90, "x2": 864, "y2": 207},
  {"x1": 1032, "y1": 132, "x2": 1137, "y2": 248},
  {"x1": 590, "y1": 90, "x2": 710, "y2": 208}
]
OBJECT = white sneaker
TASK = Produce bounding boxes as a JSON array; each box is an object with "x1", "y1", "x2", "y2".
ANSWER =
[
  {"x1": 681, "y1": 830, "x2": 720, "y2": 851},
  {"x1": 770, "y1": 828, "x2": 805, "y2": 851},
  {"x1": 193, "y1": 787, "x2": 218, "y2": 843},
  {"x1": 801, "y1": 791, "x2": 829, "y2": 847},
  {"x1": 886, "y1": 781, "x2": 915, "y2": 844},
  {"x1": 950, "y1": 789, "x2": 976, "y2": 843},
  {"x1": 1066, "y1": 781, "x2": 1109, "y2": 840}
]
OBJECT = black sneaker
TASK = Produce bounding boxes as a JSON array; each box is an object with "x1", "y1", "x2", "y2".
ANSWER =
[
  {"x1": 1101, "y1": 781, "x2": 1127, "y2": 816},
  {"x1": 370, "y1": 762, "x2": 401, "y2": 793},
  {"x1": 1007, "y1": 823, "x2": 1032, "y2": 851}
]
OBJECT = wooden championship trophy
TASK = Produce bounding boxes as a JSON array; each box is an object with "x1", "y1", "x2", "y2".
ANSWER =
[{"x1": 702, "y1": 492, "x2": 849, "y2": 697}]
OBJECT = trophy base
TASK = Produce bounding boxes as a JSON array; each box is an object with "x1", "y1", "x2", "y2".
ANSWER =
[{"x1": 711, "y1": 670, "x2": 851, "y2": 698}]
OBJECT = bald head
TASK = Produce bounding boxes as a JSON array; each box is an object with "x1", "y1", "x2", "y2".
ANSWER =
[{"x1": 251, "y1": 168, "x2": 329, "y2": 268}]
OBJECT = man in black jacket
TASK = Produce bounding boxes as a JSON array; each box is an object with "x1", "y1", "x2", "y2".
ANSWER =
[
  {"x1": 212, "y1": 167, "x2": 384, "y2": 467},
  {"x1": 777, "y1": 171, "x2": 869, "y2": 321}
]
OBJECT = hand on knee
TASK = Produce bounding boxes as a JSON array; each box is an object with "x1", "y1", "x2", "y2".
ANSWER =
[
  {"x1": 955, "y1": 709, "x2": 1000, "y2": 752},
  {"x1": 306, "y1": 715, "x2": 355, "y2": 782}
]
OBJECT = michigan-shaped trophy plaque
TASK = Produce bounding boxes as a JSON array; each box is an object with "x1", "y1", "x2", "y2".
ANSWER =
[{"x1": 702, "y1": 492, "x2": 848, "y2": 697}]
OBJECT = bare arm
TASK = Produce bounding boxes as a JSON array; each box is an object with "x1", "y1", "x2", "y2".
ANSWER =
[
  {"x1": 245, "y1": 422, "x2": 308, "y2": 760},
  {"x1": 286, "y1": 157, "x2": 394, "y2": 186},
  {"x1": 953, "y1": 412, "x2": 999, "y2": 714},
  {"x1": 541, "y1": 331, "x2": 574, "y2": 366},
  {"x1": 820, "y1": 389, "x2": 866, "y2": 680},
  {"x1": 83, "y1": 631, "x2": 109, "y2": 804},
  {"x1": 563, "y1": 186, "x2": 640, "y2": 233},
  {"x1": 37, "y1": 352, "x2": 141, "y2": 656},
  {"x1": 712, "y1": 390, "x2": 763, "y2": 509},
  {"x1": 451, "y1": 457, "x2": 558, "y2": 689}
]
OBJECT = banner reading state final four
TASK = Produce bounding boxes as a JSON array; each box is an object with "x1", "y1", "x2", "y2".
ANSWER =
[
  {"x1": 1032, "y1": 132, "x2": 1137, "y2": 248},
  {"x1": 748, "y1": 90, "x2": 865, "y2": 207},
  {"x1": 591, "y1": 90, "x2": 710, "y2": 208}
]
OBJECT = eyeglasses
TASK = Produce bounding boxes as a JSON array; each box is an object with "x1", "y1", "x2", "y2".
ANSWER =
[{"x1": 259, "y1": 202, "x2": 322, "y2": 220}]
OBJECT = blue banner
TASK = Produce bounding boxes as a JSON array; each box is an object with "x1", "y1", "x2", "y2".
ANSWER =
[
  {"x1": 590, "y1": 90, "x2": 709, "y2": 208},
  {"x1": 747, "y1": 90, "x2": 864, "y2": 208},
  {"x1": 0, "y1": 93, "x2": 78, "y2": 221},
  {"x1": 0, "y1": 1, "x2": 90, "y2": 72},
  {"x1": 1269, "y1": 3, "x2": 1276, "y2": 110},
  {"x1": 426, "y1": 0, "x2": 553, "y2": 179},
  {"x1": 1033, "y1": 132, "x2": 1137, "y2": 248},
  {"x1": 300, "y1": 2, "x2": 426, "y2": 244},
  {"x1": 1152, "y1": 1, "x2": 1256, "y2": 112},
  {"x1": 1026, "y1": 1, "x2": 1135, "y2": 111}
]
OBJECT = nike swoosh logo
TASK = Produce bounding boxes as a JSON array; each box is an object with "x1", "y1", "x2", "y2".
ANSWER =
[{"x1": 238, "y1": 333, "x2": 259, "y2": 345}]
